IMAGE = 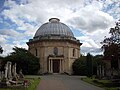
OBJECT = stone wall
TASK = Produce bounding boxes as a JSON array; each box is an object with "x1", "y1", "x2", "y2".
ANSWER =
[{"x1": 28, "y1": 39, "x2": 81, "y2": 74}]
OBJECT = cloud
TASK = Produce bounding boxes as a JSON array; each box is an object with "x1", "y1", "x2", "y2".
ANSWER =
[
  {"x1": 2, "y1": 0, "x2": 115, "y2": 34},
  {"x1": 101, "y1": 0, "x2": 120, "y2": 19},
  {"x1": 0, "y1": 29, "x2": 20, "y2": 37},
  {"x1": 76, "y1": 26, "x2": 112, "y2": 55},
  {"x1": 81, "y1": 47, "x2": 102, "y2": 55},
  {"x1": 1, "y1": 44, "x2": 14, "y2": 56},
  {"x1": 0, "y1": 35, "x2": 7, "y2": 44},
  {"x1": 67, "y1": 5, "x2": 114, "y2": 33},
  {"x1": 0, "y1": 0, "x2": 119, "y2": 56},
  {"x1": 76, "y1": 35, "x2": 102, "y2": 55},
  {"x1": 77, "y1": 36, "x2": 100, "y2": 48},
  {"x1": 0, "y1": 40, "x2": 28, "y2": 56},
  {"x1": 0, "y1": 29, "x2": 28, "y2": 56}
]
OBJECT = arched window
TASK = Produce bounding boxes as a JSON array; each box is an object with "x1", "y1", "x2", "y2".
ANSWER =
[
  {"x1": 35, "y1": 48, "x2": 37, "y2": 56},
  {"x1": 73, "y1": 49, "x2": 75, "y2": 57}
]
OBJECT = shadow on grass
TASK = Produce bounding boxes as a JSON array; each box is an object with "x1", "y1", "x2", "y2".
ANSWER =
[{"x1": 81, "y1": 77, "x2": 120, "y2": 90}]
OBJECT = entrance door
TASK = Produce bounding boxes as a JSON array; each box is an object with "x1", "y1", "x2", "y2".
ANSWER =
[{"x1": 53, "y1": 60, "x2": 60, "y2": 73}]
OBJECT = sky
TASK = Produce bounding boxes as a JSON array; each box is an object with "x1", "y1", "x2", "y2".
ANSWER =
[{"x1": 0, "y1": 0, "x2": 120, "y2": 56}]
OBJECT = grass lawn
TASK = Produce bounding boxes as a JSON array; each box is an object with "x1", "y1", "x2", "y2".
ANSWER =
[
  {"x1": 81, "y1": 77, "x2": 120, "y2": 90},
  {"x1": 26, "y1": 75, "x2": 40, "y2": 90},
  {"x1": 0, "y1": 75, "x2": 40, "y2": 90}
]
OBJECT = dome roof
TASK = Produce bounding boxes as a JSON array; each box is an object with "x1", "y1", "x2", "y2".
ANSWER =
[{"x1": 34, "y1": 18, "x2": 74, "y2": 38}]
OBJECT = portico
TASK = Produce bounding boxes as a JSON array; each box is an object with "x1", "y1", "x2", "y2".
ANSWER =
[{"x1": 48, "y1": 56, "x2": 64, "y2": 73}]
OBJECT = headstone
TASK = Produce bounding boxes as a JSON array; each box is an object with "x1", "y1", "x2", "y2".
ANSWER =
[
  {"x1": 19, "y1": 69, "x2": 24, "y2": 79},
  {"x1": 99, "y1": 65, "x2": 101, "y2": 76},
  {"x1": 0, "y1": 71, "x2": 1, "y2": 79},
  {"x1": 8, "y1": 62, "x2": 12, "y2": 79},
  {"x1": 14, "y1": 63, "x2": 17, "y2": 77},
  {"x1": 12, "y1": 63, "x2": 17, "y2": 77},
  {"x1": 97, "y1": 66, "x2": 99, "y2": 76},
  {"x1": 12, "y1": 63, "x2": 18, "y2": 81},
  {"x1": 4, "y1": 63, "x2": 8, "y2": 79},
  {"x1": 12, "y1": 65, "x2": 14, "y2": 76},
  {"x1": 0, "y1": 62, "x2": 22, "y2": 87},
  {"x1": 1, "y1": 71, "x2": 4, "y2": 79},
  {"x1": 102, "y1": 66, "x2": 104, "y2": 77}
]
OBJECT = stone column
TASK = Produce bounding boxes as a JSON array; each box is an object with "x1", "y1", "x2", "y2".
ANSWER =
[
  {"x1": 49, "y1": 59, "x2": 50, "y2": 73},
  {"x1": 62, "y1": 60, "x2": 64, "y2": 72},
  {"x1": 50, "y1": 59, "x2": 52, "y2": 73},
  {"x1": 59, "y1": 59, "x2": 61, "y2": 73},
  {"x1": 50, "y1": 59, "x2": 51, "y2": 73},
  {"x1": 51, "y1": 59, "x2": 53, "y2": 73},
  {"x1": 61, "y1": 60, "x2": 62, "y2": 73},
  {"x1": 61, "y1": 59, "x2": 63, "y2": 73}
]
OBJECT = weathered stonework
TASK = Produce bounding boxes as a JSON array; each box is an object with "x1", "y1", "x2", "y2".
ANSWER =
[{"x1": 27, "y1": 18, "x2": 82, "y2": 75}]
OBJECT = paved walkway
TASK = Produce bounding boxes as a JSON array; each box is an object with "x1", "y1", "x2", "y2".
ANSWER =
[{"x1": 37, "y1": 75, "x2": 104, "y2": 90}]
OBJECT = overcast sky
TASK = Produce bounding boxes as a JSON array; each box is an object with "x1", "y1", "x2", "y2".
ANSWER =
[{"x1": 0, "y1": 0, "x2": 120, "y2": 56}]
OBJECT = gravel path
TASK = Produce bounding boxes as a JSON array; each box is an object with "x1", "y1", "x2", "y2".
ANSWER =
[{"x1": 37, "y1": 75, "x2": 104, "y2": 90}]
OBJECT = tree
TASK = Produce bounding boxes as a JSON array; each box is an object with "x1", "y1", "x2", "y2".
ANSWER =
[
  {"x1": 0, "y1": 45, "x2": 3, "y2": 54},
  {"x1": 4, "y1": 47, "x2": 40, "y2": 75},
  {"x1": 101, "y1": 21, "x2": 120, "y2": 69},
  {"x1": 72, "y1": 56, "x2": 87, "y2": 75},
  {"x1": 72, "y1": 54, "x2": 104, "y2": 76},
  {"x1": 93, "y1": 55, "x2": 104, "y2": 75},
  {"x1": 86, "y1": 53, "x2": 93, "y2": 77}
]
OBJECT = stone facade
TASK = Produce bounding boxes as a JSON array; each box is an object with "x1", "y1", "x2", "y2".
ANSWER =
[
  {"x1": 27, "y1": 18, "x2": 82, "y2": 75},
  {"x1": 27, "y1": 39, "x2": 81, "y2": 74}
]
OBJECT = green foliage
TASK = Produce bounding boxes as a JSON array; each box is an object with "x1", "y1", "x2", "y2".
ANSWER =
[
  {"x1": 72, "y1": 54, "x2": 104, "y2": 76},
  {"x1": 0, "y1": 56, "x2": 3, "y2": 59},
  {"x1": 92, "y1": 55, "x2": 104, "y2": 75},
  {"x1": 101, "y1": 21, "x2": 120, "y2": 69},
  {"x1": 0, "y1": 45, "x2": 3, "y2": 54},
  {"x1": 72, "y1": 56, "x2": 87, "y2": 75},
  {"x1": 93, "y1": 55, "x2": 103, "y2": 66},
  {"x1": 86, "y1": 53, "x2": 93, "y2": 77},
  {"x1": 3, "y1": 47, "x2": 40, "y2": 75}
]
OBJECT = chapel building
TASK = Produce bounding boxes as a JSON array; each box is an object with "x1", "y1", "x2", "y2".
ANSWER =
[{"x1": 27, "y1": 18, "x2": 82, "y2": 74}]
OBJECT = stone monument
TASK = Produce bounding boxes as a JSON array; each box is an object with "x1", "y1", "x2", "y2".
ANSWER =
[
  {"x1": 8, "y1": 62, "x2": 12, "y2": 79},
  {"x1": 0, "y1": 61, "x2": 25, "y2": 87}
]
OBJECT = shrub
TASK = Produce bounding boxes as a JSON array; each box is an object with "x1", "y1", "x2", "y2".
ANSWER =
[{"x1": 72, "y1": 57, "x2": 87, "y2": 75}]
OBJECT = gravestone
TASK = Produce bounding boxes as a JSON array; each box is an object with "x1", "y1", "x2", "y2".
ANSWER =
[
  {"x1": 1, "y1": 71, "x2": 4, "y2": 79},
  {"x1": 0, "y1": 62, "x2": 25, "y2": 87},
  {"x1": 4, "y1": 62, "x2": 8, "y2": 79},
  {"x1": 8, "y1": 62, "x2": 12, "y2": 79},
  {"x1": 19, "y1": 69, "x2": 24, "y2": 79},
  {"x1": 11, "y1": 63, "x2": 18, "y2": 82}
]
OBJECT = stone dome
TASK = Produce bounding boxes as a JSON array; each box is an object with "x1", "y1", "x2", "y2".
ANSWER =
[{"x1": 34, "y1": 18, "x2": 74, "y2": 38}]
